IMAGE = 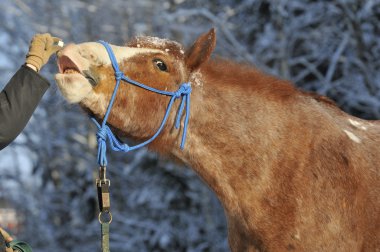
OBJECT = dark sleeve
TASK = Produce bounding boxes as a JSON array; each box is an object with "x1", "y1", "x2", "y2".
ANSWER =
[{"x1": 0, "y1": 65, "x2": 50, "y2": 150}]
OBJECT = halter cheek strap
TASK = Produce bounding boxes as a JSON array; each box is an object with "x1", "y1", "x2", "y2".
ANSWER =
[{"x1": 92, "y1": 40, "x2": 192, "y2": 166}]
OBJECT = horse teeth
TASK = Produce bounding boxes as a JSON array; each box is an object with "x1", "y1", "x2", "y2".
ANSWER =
[{"x1": 64, "y1": 69, "x2": 80, "y2": 74}]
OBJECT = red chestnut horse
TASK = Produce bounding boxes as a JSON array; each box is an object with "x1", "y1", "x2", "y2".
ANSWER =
[{"x1": 55, "y1": 29, "x2": 379, "y2": 251}]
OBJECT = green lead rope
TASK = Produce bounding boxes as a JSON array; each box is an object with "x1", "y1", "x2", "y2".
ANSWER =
[
  {"x1": 6, "y1": 240, "x2": 33, "y2": 252},
  {"x1": 101, "y1": 223, "x2": 110, "y2": 252}
]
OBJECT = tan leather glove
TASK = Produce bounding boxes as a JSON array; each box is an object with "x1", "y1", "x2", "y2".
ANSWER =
[{"x1": 25, "y1": 33, "x2": 62, "y2": 72}]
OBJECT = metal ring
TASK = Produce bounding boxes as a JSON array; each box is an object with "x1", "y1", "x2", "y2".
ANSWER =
[{"x1": 98, "y1": 211, "x2": 113, "y2": 224}]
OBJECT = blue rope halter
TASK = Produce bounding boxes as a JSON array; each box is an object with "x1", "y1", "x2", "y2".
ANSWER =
[{"x1": 92, "y1": 40, "x2": 192, "y2": 166}]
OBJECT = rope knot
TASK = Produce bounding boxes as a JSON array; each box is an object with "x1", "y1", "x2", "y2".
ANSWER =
[
  {"x1": 174, "y1": 83, "x2": 192, "y2": 98},
  {"x1": 115, "y1": 71, "x2": 123, "y2": 80},
  {"x1": 97, "y1": 127, "x2": 108, "y2": 142},
  {"x1": 173, "y1": 90, "x2": 183, "y2": 99},
  {"x1": 180, "y1": 83, "x2": 192, "y2": 94}
]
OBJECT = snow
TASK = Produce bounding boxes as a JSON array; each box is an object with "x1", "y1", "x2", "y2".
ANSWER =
[
  {"x1": 190, "y1": 70, "x2": 203, "y2": 87},
  {"x1": 136, "y1": 36, "x2": 184, "y2": 51}
]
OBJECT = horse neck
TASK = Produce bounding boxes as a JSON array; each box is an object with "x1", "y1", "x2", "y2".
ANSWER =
[{"x1": 171, "y1": 59, "x2": 310, "y2": 212}]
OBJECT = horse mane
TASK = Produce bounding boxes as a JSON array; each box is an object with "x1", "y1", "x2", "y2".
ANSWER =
[{"x1": 202, "y1": 57, "x2": 338, "y2": 108}]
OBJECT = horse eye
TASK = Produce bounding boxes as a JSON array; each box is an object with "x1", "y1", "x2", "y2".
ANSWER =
[{"x1": 153, "y1": 59, "x2": 168, "y2": 72}]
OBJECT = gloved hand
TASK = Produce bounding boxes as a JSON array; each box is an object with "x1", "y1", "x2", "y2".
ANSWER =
[{"x1": 25, "y1": 33, "x2": 62, "y2": 72}]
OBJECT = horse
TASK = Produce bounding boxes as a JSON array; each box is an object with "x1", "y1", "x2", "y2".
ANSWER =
[{"x1": 55, "y1": 28, "x2": 379, "y2": 251}]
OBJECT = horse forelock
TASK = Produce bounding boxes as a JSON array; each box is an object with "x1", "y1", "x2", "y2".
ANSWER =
[{"x1": 127, "y1": 36, "x2": 185, "y2": 60}]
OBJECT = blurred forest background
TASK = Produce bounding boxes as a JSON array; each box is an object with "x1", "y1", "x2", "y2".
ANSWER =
[{"x1": 0, "y1": 0, "x2": 379, "y2": 251}]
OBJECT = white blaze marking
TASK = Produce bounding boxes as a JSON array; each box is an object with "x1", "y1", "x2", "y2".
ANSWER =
[
  {"x1": 348, "y1": 119, "x2": 367, "y2": 130},
  {"x1": 343, "y1": 129, "x2": 361, "y2": 143},
  {"x1": 79, "y1": 42, "x2": 164, "y2": 66}
]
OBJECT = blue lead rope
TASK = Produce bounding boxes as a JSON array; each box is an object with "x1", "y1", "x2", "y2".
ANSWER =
[{"x1": 92, "y1": 40, "x2": 192, "y2": 166}]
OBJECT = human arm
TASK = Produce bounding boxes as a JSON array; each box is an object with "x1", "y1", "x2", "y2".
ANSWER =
[
  {"x1": 0, "y1": 65, "x2": 50, "y2": 150},
  {"x1": 0, "y1": 33, "x2": 62, "y2": 150}
]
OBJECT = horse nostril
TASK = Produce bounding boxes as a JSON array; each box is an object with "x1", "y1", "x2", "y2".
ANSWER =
[{"x1": 79, "y1": 49, "x2": 97, "y2": 62}]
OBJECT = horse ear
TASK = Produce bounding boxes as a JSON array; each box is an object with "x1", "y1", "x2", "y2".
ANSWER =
[{"x1": 185, "y1": 28, "x2": 216, "y2": 72}]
